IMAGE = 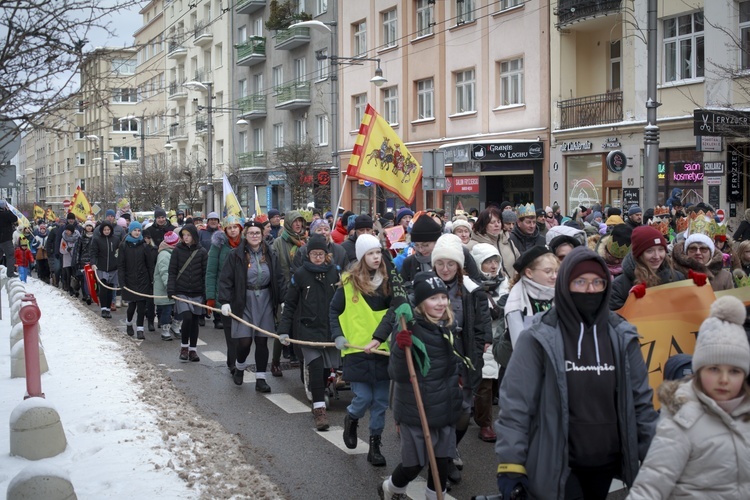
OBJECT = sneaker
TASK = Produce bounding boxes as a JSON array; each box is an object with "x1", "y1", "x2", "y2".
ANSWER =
[
  {"x1": 136, "y1": 329, "x2": 145, "y2": 340},
  {"x1": 255, "y1": 379, "x2": 271, "y2": 393},
  {"x1": 126, "y1": 324, "x2": 135, "y2": 337},
  {"x1": 271, "y1": 362, "x2": 283, "y2": 377},
  {"x1": 312, "y1": 407, "x2": 329, "y2": 431},
  {"x1": 101, "y1": 310, "x2": 109, "y2": 319},
  {"x1": 377, "y1": 479, "x2": 408, "y2": 500},
  {"x1": 343, "y1": 414, "x2": 358, "y2": 449},
  {"x1": 188, "y1": 350, "x2": 200, "y2": 362},
  {"x1": 453, "y1": 449, "x2": 464, "y2": 470},
  {"x1": 179, "y1": 347, "x2": 189, "y2": 361}
]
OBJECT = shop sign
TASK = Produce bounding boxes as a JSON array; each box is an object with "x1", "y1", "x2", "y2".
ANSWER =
[
  {"x1": 703, "y1": 162, "x2": 724, "y2": 175},
  {"x1": 602, "y1": 137, "x2": 621, "y2": 148},
  {"x1": 268, "y1": 171, "x2": 285, "y2": 185},
  {"x1": 623, "y1": 188, "x2": 639, "y2": 208},
  {"x1": 705, "y1": 176, "x2": 722, "y2": 186},
  {"x1": 559, "y1": 140, "x2": 593, "y2": 152},
  {"x1": 694, "y1": 109, "x2": 750, "y2": 137},
  {"x1": 606, "y1": 150, "x2": 627, "y2": 173},
  {"x1": 672, "y1": 162, "x2": 703, "y2": 183},
  {"x1": 470, "y1": 142, "x2": 544, "y2": 161},
  {"x1": 445, "y1": 176, "x2": 479, "y2": 194},
  {"x1": 728, "y1": 147, "x2": 743, "y2": 202},
  {"x1": 697, "y1": 136, "x2": 722, "y2": 152}
]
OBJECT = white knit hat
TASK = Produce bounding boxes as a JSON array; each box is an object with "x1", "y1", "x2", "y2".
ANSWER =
[
  {"x1": 471, "y1": 243, "x2": 501, "y2": 270},
  {"x1": 451, "y1": 219, "x2": 472, "y2": 234},
  {"x1": 431, "y1": 233, "x2": 465, "y2": 267},
  {"x1": 692, "y1": 296, "x2": 750, "y2": 374},
  {"x1": 355, "y1": 234, "x2": 382, "y2": 261},
  {"x1": 684, "y1": 233, "x2": 715, "y2": 255}
]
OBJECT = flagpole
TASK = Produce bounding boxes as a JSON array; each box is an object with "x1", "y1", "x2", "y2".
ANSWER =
[{"x1": 330, "y1": 173, "x2": 348, "y2": 230}]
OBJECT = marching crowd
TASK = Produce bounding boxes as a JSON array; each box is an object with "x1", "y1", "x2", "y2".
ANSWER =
[{"x1": 1, "y1": 192, "x2": 749, "y2": 500}]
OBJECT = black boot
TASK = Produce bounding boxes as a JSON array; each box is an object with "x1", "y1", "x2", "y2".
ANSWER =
[
  {"x1": 367, "y1": 435, "x2": 386, "y2": 467},
  {"x1": 255, "y1": 379, "x2": 271, "y2": 393},
  {"x1": 233, "y1": 367, "x2": 244, "y2": 386},
  {"x1": 343, "y1": 414, "x2": 358, "y2": 449},
  {"x1": 147, "y1": 320, "x2": 155, "y2": 332}
]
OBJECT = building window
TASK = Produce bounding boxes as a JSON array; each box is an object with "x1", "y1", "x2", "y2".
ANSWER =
[
  {"x1": 237, "y1": 25, "x2": 247, "y2": 43},
  {"x1": 352, "y1": 182, "x2": 372, "y2": 214},
  {"x1": 238, "y1": 79, "x2": 247, "y2": 98},
  {"x1": 253, "y1": 127, "x2": 264, "y2": 152},
  {"x1": 741, "y1": 2, "x2": 750, "y2": 70},
  {"x1": 273, "y1": 65, "x2": 283, "y2": 93},
  {"x1": 417, "y1": 78, "x2": 434, "y2": 119},
  {"x1": 294, "y1": 57, "x2": 306, "y2": 83},
  {"x1": 273, "y1": 123, "x2": 284, "y2": 149},
  {"x1": 610, "y1": 40, "x2": 621, "y2": 90},
  {"x1": 315, "y1": 49, "x2": 329, "y2": 80},
  {"x1": 354, "y1": 94, "x2": 367, "y2": 127},
  {"x1": 316, "y1": 0, "x2": 327, "y2": 16},
  {"x1": 254, "y1": 73, "x2": 264, "y2": 92},
  {"x1": 416, "y1": 0, "x2": 433, "y2": 37},
  {"x1": 663, "y1": 11, "x2": 704, "y2": 82},
  {"x1": 295, "y1": 118, "x2": 306, "y2": 143},
  {"x1": 499, "y1": 0, "x2": 522, "y2": 10},
  {"x1": 316, "y1": 114, "x2": 328, "y2": 145},
  {"x1": 112, "y1": 88, "x2": 138, "y2": 103},
  {"x1": 354, "y1": 21, "x2": 367, "y2": 56},
  {"x1": 253, "y1": 17, "x2": 263, "y2": 36},
  {"x1": 238, "y1": 131, "x2": 247, "y2": 153},
  {"x1": 111, "y1": 59, "x2": 136, "y2": 74},
  {"x1": 113, "y1": 118, "x2": 139, "y2": 132},
  {"x1": 455, "y1": 69, "x2": 475, "y2": 113},
  {"x1": 113, "y1": 147, "x2": 138, "y2": 161},
  {"x1": 383, "y1": 9, "x2": 397, "y2": 47},
  {"x1": 456, "y1": 0, "x2": 474, "y2": 23},
  {"x1": 500, "y1": 58, "x2": 524, "y2": 105},
  {"x1": 382, "y1": 87, "x2": 398, "y2": 124}
]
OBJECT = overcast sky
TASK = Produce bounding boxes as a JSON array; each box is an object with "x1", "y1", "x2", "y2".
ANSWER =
[{"x1": 86, "y1": 3, "x2": 143, "y2": 49}]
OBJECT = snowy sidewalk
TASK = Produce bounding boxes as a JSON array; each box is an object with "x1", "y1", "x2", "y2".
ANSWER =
[{"x1": 0, "y1": 279, "x2": 282, "y2": 499}]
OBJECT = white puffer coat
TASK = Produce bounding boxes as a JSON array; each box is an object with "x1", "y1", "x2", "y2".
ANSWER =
[{"x1": 627, "y1": 379, "x2": 750, "y2": 500}]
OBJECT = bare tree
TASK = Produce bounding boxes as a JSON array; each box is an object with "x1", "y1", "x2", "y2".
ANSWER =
[
  {"x1": 273, "y1": 140, "x2": 327, "y2": 210},
  {"x1": 173, "y1": 159, "x2": 207, "y2": 215}
]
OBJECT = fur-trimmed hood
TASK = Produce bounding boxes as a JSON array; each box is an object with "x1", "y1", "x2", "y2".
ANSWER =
[
  {"x1": 672, "y1": 239, "x2": 724, "y2": 278},
  {"x1": 658, "y1": 379, "x2": 750, "y2": 424},
  {"x1": 211, "y1": 230, "x2": 227, "y2": 248},
  {"x1": 595, "y1": 234, "x2": 624, "y2": 276}
]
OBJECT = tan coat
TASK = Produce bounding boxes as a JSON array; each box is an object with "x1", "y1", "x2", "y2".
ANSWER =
[
  {"x1": 627, "y1": 380, "x2": 750, "y2": 500},
  {"x1": 468, "y1": 230, "x2": 519, "y2": 280},
  {"x1": 672, "y1": 240, "x2": 734, "y2": 291}
]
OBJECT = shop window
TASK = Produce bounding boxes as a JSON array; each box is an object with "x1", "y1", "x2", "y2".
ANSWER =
[
  {"x1": 567, "y1": 155, "x2": 603, "y2": 214},
  {"x1": 352, "y1": 182, "x2": 372, "y2": 214},
  {"x1": 659, "y1": 149, "x2": 704, "y2": 206}
]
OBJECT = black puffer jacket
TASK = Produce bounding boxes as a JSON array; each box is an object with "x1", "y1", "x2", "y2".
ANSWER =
[
  {"x1": 389, "y1": 315, "x2": 462, "y2": 428},
  {"x1": 277, "y1": 260, "x2": 340, "y2": 343},
  {"x1": 0, "y1": 206, "x2": 18, "y2": 243},
  {"x1": 118, "y1": 238, "x2": 154, "y2": 301},
  {"x1": 509, "y1": 224, "x2": 546, "y2": 253},
  {"x1": 449, "y1": 277, "x2": 493, "y2": 391},
  {"x1": 609, "y1": 252, "x2": 684, "y2": 310},
  {"x1": 89, "y1": 222, "x2": 118, "y2": 272},
  {"x1": 167, "y1": 224, "x2": 207, "y2": 297},
  {"x1": 218, "y1": 238, "x2": 283, "y2": 318},
  {"x1": 292, "y1": 240, "x2": 348, "y2": 273},
  {"x1": 75, "y1": 233, "x2": 95, "y2": 268},
  {"x1": 146, "y1": 221, "x2": 175, "y2": 247}
]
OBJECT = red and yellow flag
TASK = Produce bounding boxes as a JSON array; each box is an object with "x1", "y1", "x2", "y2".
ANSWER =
[
  {"x1": 70, "y1": 186, "x2": 93, "y2": 222},
  {"x1": 347, "y1": 104, "x2": 422, "y2": 203}
]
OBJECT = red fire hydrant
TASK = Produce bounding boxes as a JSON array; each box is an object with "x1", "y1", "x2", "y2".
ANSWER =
[{"x1": 20, "y1": 293, "x2": 44, "y2": 399}]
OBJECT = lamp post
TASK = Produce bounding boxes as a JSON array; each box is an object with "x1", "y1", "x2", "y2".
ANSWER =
[
  {"x1": 289, "y1": 18, "x2": 387, "y2": 216},
  {"x1": 183, "y1": 80, "x2": 214, "y2": 213},
  {"x1": 86, "y1": 135, "x2": 105, "y2": 194}
]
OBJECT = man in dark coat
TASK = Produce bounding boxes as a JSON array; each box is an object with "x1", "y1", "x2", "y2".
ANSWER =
[
  {"x1": 508, "y1": 203, "x2": 546, "y2": 254},
  {"x1": 340, "y1": 214, "x2": 374, "y2": 266},
  {"x1": 145, "y1": 207, "x2": 175, "y2": 247},
  {"x1": 199, "y1": 212, "x2": 221, "y2": 251}
]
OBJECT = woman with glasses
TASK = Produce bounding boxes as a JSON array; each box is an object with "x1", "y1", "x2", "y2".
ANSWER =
[
  {"x1": 495, "y1": 246, "x2": 658, "y2": 500},
  {"x1": 672, "y1": 224, "x2": 734, "y2": 291},
  {"x1": 219, "y1": 221, "x2": 283, "y2": 392},
  {"x1": 277, "y1": 234, "x2": 341, "y2": 431},
  {"x1": 610, "y1": 225, "x2": 684, "y2": 310}
]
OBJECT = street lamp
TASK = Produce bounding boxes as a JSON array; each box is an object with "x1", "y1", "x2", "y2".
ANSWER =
[
  {"x1": 183, "y1": 80, "x2": 215, "y2": 213},
  {"x1": 290, "y1": 17, "x2": 387, "y2": 216}
]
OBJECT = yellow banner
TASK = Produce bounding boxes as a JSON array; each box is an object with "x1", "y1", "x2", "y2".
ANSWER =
[
  {"x1": 70, "y1": 186, "x2": 92, "y2": 222},
  {"x1": 45, "y1": 207, "x2": 57, "y2": 221},
  {"x1": 33, "y1": 204, "x2": 44, "y2": 220},
  {"x1": 346, "y1": 104, "x2": 422, "y2": 203},
  {"x1": 223, "y1": 175, "x2": 246, "y2": 218}
]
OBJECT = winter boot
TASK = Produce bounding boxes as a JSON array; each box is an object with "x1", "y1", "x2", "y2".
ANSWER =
[
  {"x1": 255, "y1": 379, "x2": 271, "y2": 393},
  {"x1": 161, "y1": 325, "x2": 172, "y2": 341},
  {"x1": 171, "y1": 319, "x2": 182, "y2": 339},
  {"x1": 367, "y1": 435, "x2": 386, "y2": 466},
  {"x1": 147, "y1": 319, "x2": 155, "y2": 332},
  {"x1": 179, "y1": 346, "x2": 189, "y2": 361},
  {"x1": 115, "y1": 296, "x2": 122, "y2": 308},
  {"x1": 271, "y1": 361, "x2": 283, "y2": 377},
  {"x1": 233, "y1": 367, "x2": 244, "y2": 385},
  {"x1": 188, "y1": 349, "x2": 200, "y2": 362},
  {"x1": 343, "y1": 414, "x2": 358, "y2": 449},
  {"x1": 126, "y1": 321, "x2": 135, "y2": 337},
  {"x1": 136, "y1": 327, "x2": 145, "y2": 340},
  {"x1": 377, "y1": 478, "x2": 407, "y2": 500},
  {"x1": 312, "y1": 407, "x2": 329, "y2": 431}
]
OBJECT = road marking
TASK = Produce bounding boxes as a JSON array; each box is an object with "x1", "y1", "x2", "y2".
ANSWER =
[
  {"x1": 405, "y1": 477, "x2": 457, "y2": 500},
  {"x1": 263, "y1": 393, "x2": 311, "y2": 413},
  {"x1": 315, "y1": 425, "x2": 368, "y2": 455},
  {"x1": 610, "y1": 479, "x2": 625, "y2": 492},
  {"x1": 201, "y1": 350, "x2": 226, "y2": 362},
  {"x1": 243, "y1": 372, "x2": 257, "y2": 384},
  {"x1": 165, "y1": 368, "x2": 184, "y2": 373},
  {"x1": 196, "y1": 339, "x2": 207, "y2": 346}
]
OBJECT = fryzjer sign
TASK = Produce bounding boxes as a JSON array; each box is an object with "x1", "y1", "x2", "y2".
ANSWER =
[
  {"x1": 471, "y1": 142, "x2": 544, "y2": 161},
  {"x1": 445, "y1": 176, "x2": 479, "y2": 194},
  {"x1": 694, "y1": 109, "x2": 750, "y2": 137}
]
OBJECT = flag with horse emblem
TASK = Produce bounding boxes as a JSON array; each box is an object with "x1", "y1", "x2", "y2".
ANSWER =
[{"x1": 347, "y1": 104, "x2": 422, "y2": 203}]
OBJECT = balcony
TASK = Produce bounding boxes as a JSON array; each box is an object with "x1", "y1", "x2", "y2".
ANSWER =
[
  {"x1": 273, "y1": 26, "x2": 310, "y2": 50},
  {"x1": 168, "y1": 80, "x2": 188, "y2": 101},
  {"x1": 236, "y1": 37, "x2": 266, "y2": 67},
  {"x1": 193, "y1": 67, "x2": 212, "y2": 83},
  {"x1": 167, "y1": 41, "x2": 187, "y2": 59},
  {"x1": 193, "y1": 21, "x2": 213, "y2": 46},
  {"x1": 275, "y1": 81, "x2": 311, "y2": 110},
  {"x1": 555, "y1": 0, "x2": 621, "y2": 28},
  {"x1": 557, "y1": 91, "x2": 623, "y2": 130},
  {"x1": 238, "y1": 151, "x2": 268, "y2": 170},
  {"x1": 170, "y1": 124, "x2": 188, "y2": 142},
  {"x1": 238, "y1": 94, "x2": 267, "y2": 119},
  {"x1": 196, "y1": 114, "x2": 209, "y2": 134},
  {"x1": 236, "y1": 0, "x2": 266, "y2": 15}
]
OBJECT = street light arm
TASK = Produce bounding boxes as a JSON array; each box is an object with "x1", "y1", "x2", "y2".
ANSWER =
[{"x1": 289, "y1": 20, "x2": 333, "y2": 33}]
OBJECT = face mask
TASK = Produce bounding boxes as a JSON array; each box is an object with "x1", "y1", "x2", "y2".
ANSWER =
[{"x1": 570, "y1": 291, "x2": 605, "y2": 326}]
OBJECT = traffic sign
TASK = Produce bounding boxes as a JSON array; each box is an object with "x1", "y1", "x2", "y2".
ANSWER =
[{"x1": 63, "y1": 199, "x2": 71, "y2": 209}]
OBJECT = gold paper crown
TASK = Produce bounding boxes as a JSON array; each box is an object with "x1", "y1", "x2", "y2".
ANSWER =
[
  {"x1": 649, "y1": 218, "x2": 670, "y2": 236},
  {"x1": 516, "y1": 203, "x2": 536, "y2": 219},
  {"x1": 735, "y1": 272, "x2": 750, "y2": 288},
  {"x1": 676, "y1": 216, "x2": 689, "y2": 233},
  {"x1": 687, "y1": 211, "x2": 717, "y2": 239},
  {"x1": 653, "y1": 205, "x2": 670, "y2": 217},
  {"x1": 606, "y1": 239, "x2": 631, "y2": 259},
  {"x1": 715, "y1": 223, "x2": 727, "y2": 240}
]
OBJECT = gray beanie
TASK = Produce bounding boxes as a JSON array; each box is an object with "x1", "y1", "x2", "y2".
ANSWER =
[
  {"x1": 627, "y1": 205, "x2": 642, "y2": 216},
  {"x1": 692, "y1": 296, "x2": 750, "y2": 374},
  {"x1": 501, "y1": 211, "x2": 518, "y2": 224}
]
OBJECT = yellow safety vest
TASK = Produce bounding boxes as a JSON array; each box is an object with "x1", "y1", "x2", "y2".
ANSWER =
[{"x1": 338, "y1": 278, "x2": 390, "y2": 357}]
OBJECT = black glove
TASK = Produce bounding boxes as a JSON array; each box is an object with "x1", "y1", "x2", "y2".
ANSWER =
[{"x1": 497, "y1": 473, "x2": 529, "y2": 500}]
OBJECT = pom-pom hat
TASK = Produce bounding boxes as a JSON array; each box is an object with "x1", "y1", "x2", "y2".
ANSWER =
[
  {"x1": 692, "y1": 296, "x2": 750, "y2": 374},
  {"x1": 431, "y1": 234, "x2": 465, "y2": 267},
  {"x1": 163, "y1": 231, "x2": 179, "y2": 246},
  {"x1": 355, "y1": 234, "x2": 381, "y2": 261}
]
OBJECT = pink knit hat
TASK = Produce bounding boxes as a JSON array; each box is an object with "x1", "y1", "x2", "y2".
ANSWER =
[{"x1": 163, "y1": 231, "x2": 179, "y2": 246}]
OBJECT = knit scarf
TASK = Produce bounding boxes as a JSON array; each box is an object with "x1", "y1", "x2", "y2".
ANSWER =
[
  {"x1": 125, "y1": 233, "x2": 143, "y2": 244},
  {"x1": 505, "y1": 276, "x2": 555, "y2": 319},
  {"x1": 281, "y1": 229, "x2": 305, "y2": 258},
  {"x1": 228, "y1": 235, "x2": 241, "y2": 248}
]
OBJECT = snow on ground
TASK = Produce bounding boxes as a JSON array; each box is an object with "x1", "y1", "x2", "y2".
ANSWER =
[{"x1": 0, "y1": 278, "x2": 282, "y2": 499}]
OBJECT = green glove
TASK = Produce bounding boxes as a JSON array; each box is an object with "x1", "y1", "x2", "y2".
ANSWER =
[{"x1": 395, "y1": 302, "x2": 413, "y2": 323}]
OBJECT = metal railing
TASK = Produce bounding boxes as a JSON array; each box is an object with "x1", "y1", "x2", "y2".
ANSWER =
[
  {"x1": 236, "y1": 37, "x2": 266, "y2": 61},
  {"x1": 194, "y1": 21, "x2": 211, "y2": 39},
  {"x1": 238, "y1": 94, "x2": 267, "y2": 114},
  {"x1": 556, "y1": 0, "x2": 621, "y2": 27},
  {"x1": 275, "y1": 81, "x2": 311, "y2": 104},
  {"x1": 273, "y1": 26, "x2": 310, "y2": 45},
  {"x1": 238, "y1": 152, "x2": 267, "y2": 170},
  {"x1": 557, "y1": 91, "x2": 623, "y2": 129},
  {"x1": 195, "y1": 114, "x2": 208, "y2": 133}
]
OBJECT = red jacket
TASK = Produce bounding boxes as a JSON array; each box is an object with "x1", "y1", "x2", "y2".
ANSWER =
[
  {"x1": 15, "y1": 247, "x2": 33, "y2": 267},
  {"x1": 331, "y1": 219, "x2": 349, "y2": 244}
]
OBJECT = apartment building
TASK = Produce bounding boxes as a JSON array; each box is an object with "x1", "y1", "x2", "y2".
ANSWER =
[
  {"x1": 339, "y1": 0, "x2": 551, "y2": 214},
  {"x1": 550, "y1": 0, "x2": 750, "y2": 227}
]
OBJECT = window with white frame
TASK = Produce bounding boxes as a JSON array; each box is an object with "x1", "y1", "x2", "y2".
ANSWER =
[
  {"x1": 239, "y1": 79, "x2": 247, "y2": 98},
  {"x1": 239, "y1": 131, "x2": 248, "y2": 153},
  {"x1": 383, "y1": 9, "x2": 397, "y2": 47},
  {"x1": 113, "y1": 118, "x2": 139, "y2": 132},
  {"x1": 316, "y1": 0, "x2": 327, "y2": 16},
  {"x1": 354, "y1": 94, "x2": 367, "y2": 127},
  {"x1": 416, "y1": 0, "x2": 433, "y2": 37},
  {"x1": 354, "y1": 21, "x2": 366, "y2": 56},
  {"x1": 417, "y1": 78, "x2": 434, "y2": 119},
  {"x1": 273, "y1": 123, "x2": 284, "y2": 149},
  {"x1": 253, "y1": 18, "x2": 263, "y2": 36},
  {"x1": 316, "y1": 114, "x2": 328, "y2": 145},
  {"x1": 315, "y1": 49, "x2": 329, "y2": 80},
  {"x1": 217, "y1": 140, "x2": 224, "y2": 164},
  {"x1": 237, "y1": 25, "x2": 247, "y2": 43},
  {"x1": 383, "y1": 87, "x2": 398, "y2": 124},
  {"x1": 610, "y1": 40, "x2": 621, "y2": 90},
  {"x1": 215, "y1": 43, "x2": 222, "y2": 68},
  {"x1": 457, "y1": 0, "x2": 475, "y2": 23},
  {"x1": 112, "y1": 59, "x2": 136, "y2": 74},
  {"x1": 273, "y1": 65, "x2": 283, "y2": 93},
  {"x1": 254, "y1": 73, "x2": 264, "y2": 92},
  {"x1": 741, "y1": 2, "x2": 750, "y2": 70},
  {"x1": 499, "y1": 0, "x2": 522, "y2": 10},
  {"x1": 296, "y1": 0, "x2": 305, "y2": 15},
  {"x1": 663, "y1": 11, "x2": 704, "y2": 82},
  {"x1": 500, "y1": 58, "x2": 524, "y2": 105},
  {"x1": 113, "y1": 147, "x2": 138, "y2": 160},
  {"x1": 253, "y1": 127, "x2": 264, "y2": 152},
  {"x1": 112, "y1": 88, "x2": 138, "y2": 103},
  {"x1": 455, "y1": 69, "x2": 475, "y2": 113},
  {"x1": 295, "y1": 118, "x2": 306, "y2": 143},
  {"x1": 294, "y1": 57, "x2": 306, "y2": 83}
]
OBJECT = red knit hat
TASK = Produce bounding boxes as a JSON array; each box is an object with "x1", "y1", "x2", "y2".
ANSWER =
[{"x1": 631, "y1": 225, "x2": 667, "y2": 259}]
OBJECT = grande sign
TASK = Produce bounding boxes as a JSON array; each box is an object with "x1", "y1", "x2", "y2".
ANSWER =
[{"x1": 471, "y1": 142, "x2": 544, "y2": 161}]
